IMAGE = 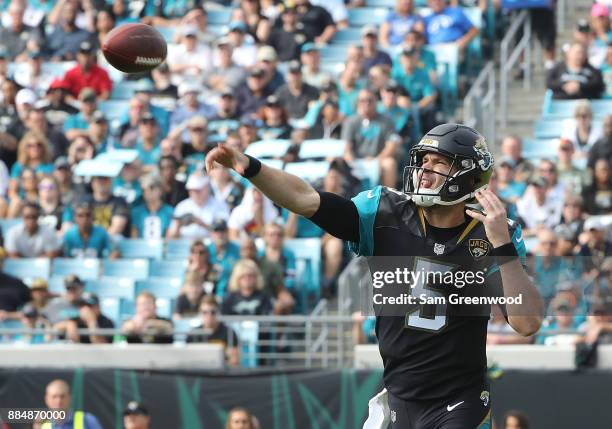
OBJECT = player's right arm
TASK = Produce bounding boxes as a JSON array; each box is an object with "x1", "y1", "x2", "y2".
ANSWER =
[{"x1": 205, "y1": 144, "x2": 359, "y2": 242}]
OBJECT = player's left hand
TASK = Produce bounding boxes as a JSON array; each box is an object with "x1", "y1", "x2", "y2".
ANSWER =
[{"x1": 465, "y1": 189, "x2": 511, "y2": 248}]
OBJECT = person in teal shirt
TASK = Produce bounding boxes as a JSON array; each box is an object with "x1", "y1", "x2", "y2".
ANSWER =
[
  {"x1": 63, "y1": 89, "x2": 98, "y2": 140},
  {"x1": 130, "y1": 175, "x2": 173, "y2": 238},
  {"x1": 338, "y1": 61, "x2": 365, "y2": 117},
  {"x1": 377, "y1": 80, "x2": 416, "y2": 142},
  {"x1": 207, "y1": 219, "x2": 241, "y2": 298},
  {"x1": 134, "y1": 113, "x2": 162, "y2": 167},
  {"x1": 63, "y1": 202, "x2": 116, "y2": 258}
]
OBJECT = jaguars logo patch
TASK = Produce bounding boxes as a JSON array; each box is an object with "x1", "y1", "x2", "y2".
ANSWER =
[
  {"x1": 480, "y1": 390, "x2": 490, "y2": 407},
  {"x1": 468, "y1": 239, "x2": 491, "y2": 260}
]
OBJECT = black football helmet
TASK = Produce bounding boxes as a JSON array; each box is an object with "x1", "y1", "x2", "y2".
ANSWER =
[{"x1": 402, "y1": 123, "x2": 494, "y2": 207}]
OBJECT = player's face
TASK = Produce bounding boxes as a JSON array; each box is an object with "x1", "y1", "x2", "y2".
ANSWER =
[{"x1": 416, "y1": 152, "x2": 454, "y2": 190}]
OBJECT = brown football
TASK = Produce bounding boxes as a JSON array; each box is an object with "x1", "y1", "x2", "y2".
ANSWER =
[{"x1": 102, "y1": 23, "x2": 167, "y2": 73}]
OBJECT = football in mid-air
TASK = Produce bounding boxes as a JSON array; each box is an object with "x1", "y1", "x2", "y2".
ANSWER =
[{"x1": 102, "y1": 23, "x2": 167, "y2": 73}]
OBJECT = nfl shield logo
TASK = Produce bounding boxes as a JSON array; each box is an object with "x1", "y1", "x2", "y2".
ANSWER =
[
  {"x1": 468, "y1": 239, "x2": 491, "y2": 260},
  {"x1": 433, "y1": 243, "x2": 445, "y2": 255},
  {"x1": 390, "y1": 410, "x2": 397, "y2": 423}
]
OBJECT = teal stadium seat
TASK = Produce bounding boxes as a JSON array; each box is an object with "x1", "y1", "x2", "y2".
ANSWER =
[
  {"x1": 3, "y1": 258, "x2": 50, "y2": 281},
  {"x1": 99, "y1": 100, "x2": 129, "y2": 121},
  {"x1": 229, "y1": 320, "x2": 259, "y2": 368},
  {"x1": 285, "y1": 238, "x2": 322, "y2": 303},
  {"x1": 165, "y1": 239, "x2": 192, "y2": 260},
  {"x1": 207, "y1": 9, "x2": 232, "y2": 25},
  {"x1": 99, "y1": 297, "x2": 121, "y2": 326},
  {"x1": 0, "y1": 218, "x2": 21, "y2": 236},
  {"x1": 110, "y1": 81, "x2": 140, "y2": 100},
  {"x1": 156, "y1": 27, "x2": 176, "y2": 42},
  {"x1": 48, "y1": 275, "x2": 66, "y2": 294},
  {"x1": 533, "y1": 119, "x2": 566, "y2": 139},
  {"x1": 173, "y1": 318, "x2": 200, "y2": 343},
  {"x1": 87, "y1": 277, "x2": 135, "y2": 300},
  {"x1": 284, "y1": 161, "x2": 330, "y2": 182},
  {"x1": 149, "y1": 259, "x2": 189, "y2": 278},
  {"x1": 347, "y1": 8, "x2": 388, "y2": 26},
  {"x1": 117, "y1": 239, "x2": 164, "y2": 260},
  {"x1": 331, "y1": 28, "x2": 362, "y2": 45},
  {"x1": 318, "y1": 45, "x2": 348, "y2": 61},
  {"x1": 136, "y1": 277, "x2": 183, "y2": 319},
  {"x1": 245, "y1": 139, "x2": 291, "y2": 159},
  {"x1": 52, "y1": 258, "x2": 100, "y2": 280},
  {"x1": 541, "y1": 90, "x2": 612, "y2": 119},
  {"x1": 299, "y1": 139, "x2": 346, "y2": 160},
  {"x1": 366, "y1": 0, "x2": 395, "y2": 7},
  {"x1": 521, "y1": 138, "x2": 559, "y2": 159},
  {"x1": 352, "y1": 158, "x2": 381, "y2": 189},
  {"x1": 102, "y1": 259, "x2": 150, "y2": 280},
  {"x1": 427, "y1": 44, "x2": 459, "y2": 115}
]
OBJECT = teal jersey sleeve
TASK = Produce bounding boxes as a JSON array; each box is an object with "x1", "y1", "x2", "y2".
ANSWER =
[
  {"x1": 347, "y1": 185, "x2": 383, "y2": 256},
  {"x1": 486, "y1": 222, "x2": 528, "y2": 277}
]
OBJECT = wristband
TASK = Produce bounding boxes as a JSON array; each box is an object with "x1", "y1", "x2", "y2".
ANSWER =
[
  {"x1": 491, "y1": 242, "x2": 519, "y2": 267},
  {"x1": 241, "y1": 154, "x2": 262, "y2": 178}
]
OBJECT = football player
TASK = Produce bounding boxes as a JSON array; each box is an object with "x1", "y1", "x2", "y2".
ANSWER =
[{"x1": 206, "y1": 123, "x2": 543, "y2": 428}]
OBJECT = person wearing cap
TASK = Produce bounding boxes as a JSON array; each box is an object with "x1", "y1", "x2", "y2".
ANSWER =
[
  {"x1": 579, "y1": 296, "x2": 612, "y2": 345},
  {"x1": 59, "y1": 292, "x2": 115, "y2": 344},
  {"x1": 393, "y1": 46, "x2": 437, "y2": 131},
  {"x1": 423, "y1": 0, "x2": 478, "y2": 52},
  {"x1": 589, "y1": 3, "x2": 612, "y2": 67},
  {"x1": 536, "y1": 293, "x2": 583, "y2": 345},
  {"x1": 268, "y1": 5, "x2": 309, "y2": 62},
  {"x1": 227, "y1": 21, "x2": 258, "y2": 68},
  {"x1": 159, "y1": 155, "x2": 189, "y2": 207},
  {"x1": 118, "y1": 83, "x2": 171, "y2": 139},
  {"x1": 516, "y1": 176, "x2": 562, "y2": 235},
  {"x1": 274, "y1": 60, "x2": 319, "y2": 119},
  {"x1": 341, "y1": 88, "x2": 399, "y2": 187},
  {"x1": 62, "y1": 201, "x2": 119, "y2": 259},
  {"x1": 235, "y1": 67, "x2": 274, "y2": 116},
  {"x1": 557, "y1": 138, "x2": 590, "y2": 195},
  {"x1": 169, "y1": 115, "x2": 209, "y2": 174},
  {"x1": 42, "y1": 274, "x2": 85, "y2": 325},
  {"x1": 28, "y1": 278, "x2": 52, "y2": 313},
  {"x1": 62, "y1": 41, "x2": 112, "y2": 100},
  {"x1": 547, "y1": 41, "x2": 604, "y2": 100},
  {"x1": 379, "y1": 0, "x2": 424, "y2": 48},
  {"x1": 495, "y1": 157, "x2": 527, "y2": 204},
  {"x1": 167, "y1": 25, "x2": 212, "y2": 85},
  {"x1": 167, "y1": 172, "x2": 230, "y2": 239},
  {"x1": 63, "y1": 87, "x2": 98, "y2": 140},
  {"x1": 87, "y1": 110, "x2": 117, "y2": 154},
  {"x1": 360, "y1": 26, "x2": 392, "y2": 75},
  {"x1": 237, "y1": 114, "x2": 261, "y2": 147},
  {"x1": 150, "y1": 63, "x2": 179, "y2": 100},
  {"x1": 377, "y1": 80, "x2": 414, "y2": 140},
  {"x1": 207, "y1": 218, "x2": 241, "y2": 297},
  {"x1": 134, "y1": 112, "x2": 162, "y2": 168},
  {"x1": 17, "y1": 301, "x2": 50, "y2": 344},
  {"x1": 39, "y1": 79, "x2": 79, "y2": 129},
  {"x1": 255, "y1": 46, "x2": 285, "y2": 93},
  {"x1": 130, "y1": 174, "x2": 174, "y2": 239},
  {"x1": 0, "y1": 2, "x2": 40, "y2": 61},
  {"x1": 210, "y1": 90, "x2": 240, "y2": 124},
  {"x1": 170, "y1": 82, "x2": 215, "y2": 142},
  {"x1": 123, "y1": 400, "x2": 151, "y2": 429},
  {"x1": 5, "y1": 202, "x2": 61, "y2": 258},
  {"x1": 300, "y1": 42, "x2": 332, "y2": 89},
  {"x1": 578, "y1": 216, "x2": 612, "y2": 275},
  {"x1": 293, "y1": 0, "x2": 336, "y2": 44},
  {"x1": 42, "y1": 379, "x2": 103, "y2": 429},
  {"x1": 204, "y1": 37, "x2": 247, "y2": 93},
  {"x1": 45, "y1": 2, "x2": 94, "y2": 61},
  {"x1": 256, "y1": 95, "x2": 293, "y2": 140}
]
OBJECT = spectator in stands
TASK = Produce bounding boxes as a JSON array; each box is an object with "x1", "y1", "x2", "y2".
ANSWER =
[
  {"x1": 43, "y1": 275, "x2": 84, "y2": 325},
  {"x1": 225, "y1": 407, "x2": 256, "y2": 429},
  {"x1": 64, "y1": 88, "x2": 98, "y2": 141},
  {"x1": 309, "y1": 99, "x2": 343, "y2": 139},
  {"x1": 5, "y1": 202, "x2": 60, "y2": 258},
  {"x1": 128, "y1": 80, "x2": 171, "y2": 137},
  {"x1": 342, "y1": 88, "x2": 399, "y2": 187},
  {"x1": 62, "y1": 41, "x2": 112, "y2": 100},
  {"x1": 600, "y1": 42, "x2": 612, "y2": 97},
  {"x1": 43, "y1": 379, "x2": 103, "y2": 429},
  {"x1": 537, "y1": 295, "x2": 582, "y2": 345},
  {"x1": 45, "y1": 2, "x2": 94, "y2": 61},
  {"x1": 487, "y1": 304, "x2": 533, "y2": 345},
  {"x1": 580, "y1": 300, "x2": 612, "y2": 345},
  {"x1": 39, "y1": 79, "x2": 79, "y2": 130},
  {"x1": 170, "y1": 82, "x2": 215, "y2": 143},
  {"x1": 531, "y1": 229, "x2": 571, "y2": 305},
  {"x1": 588, "y1": 115, "x2": 612, "y2": 168},
  {"x1": 582, "y1": 158, "x2": 612, "y2": 214},
  {"x1": 174, "y1": 271, "x2": 209, "y2": 319},
  {"x1": 228, "y1": 187, "x2": 279, "y2": 240},
  {"x1": 238, "y1": 115, "x2": 260, "y2": 149},
  {"x1": 94, "y1": 8, "x2": 116, "y2": 50},
  {"x1": 0, "y1": 2, "x2": 39, "y2": 61},
  {"x1": 169, "y1": 115, "x2": 208, "y2": 174},
  {"x1": 119, "y1": 98, "x2": 147, "y2": 148},
  {"x1": 113, "y1": 159, "x2": 143, "y2": 205},
  {"x1": 75, "y1": 174, "x2": 129, "y2": 236},
  {"x1": 537, "y1": 159, "x2": 565, "y2": 205},
  {"x1": 211, "y1": 89, "x2": 240, "y2": 122},
  {"x1": 0, "y1": 249, "x2": 30, "y2": 322},
  {"x1": 167, "y1": 173, "x2": 230, "y2": 240},
  {"x1": 253, "y1": 47, "x2": 284, "y2": 94},
  {"x1": 424, "y1": 0, "x2": 478, "y2": 51},
  {"x1": 393, "y1": 47, "x2": 437, "y2": 132},
  {"x1": 293, "y1": 0, "x2": 336, "y2": 44},
  {"x1": 122, "y1": 291, "x2": 174, "y2": 344},
  {"x1": 547, "y1": 42, "x2": 605, "y2": 100},
  {"x1": 274, "y1": 61, "x2": 319, "y2": 120},
  {"x1": 186, "y1": 241, "x2": 220, "y2": 293},
  {"x1": 8, "y1": 130, "x2": 53, "y2": 196},
  {"x1": 516, "y1": 176, "x2": 562, "y2": 235},
  {"x1": 130, "y1": 174, "x2": 173, "y2": 239},
  {"x1": 51, "y1": 158, "x2": 73, "y2": 207},
  {"x1": 361, "y1": 26, "x2": 392, "y2": 75},
  {"x1": 159, "y1": 155, "x2": 188, "y2": 207},
  {"x1": 560, "y1": 101, "x2": 602, "y2": 155},
  {"x1": 67, "y1": 135, "x2": 95, "y2": 167},
  {"x1": 238, "y1": 0, "x2": 272, "y2": 43},
  {"x1": 26, "y1": 105, "x2": 69, "y2": 160},
  {"x1": 379, "y1": 0, "x2": 424, "y2": 48},
  {"x1": 300, "y1": 43, "x2": 331, "y2": 89},
  {"x1": 209, "y1": 165, "x2": 244, "y2": 211},
  {"x1": 88, "y1": 111, "x2": 116, "y2": 154},
  {"x1": 227, "y1": 21, "x2": 258, "y2": 68},
  {"x1": 208, "y1": 219, "x2": 241, "y2": 297},
  {"x1": 378, "y1": 80, "x2": 413, "y2": 140},
  {"x1": 578, "y1": 217, "x2": 612, "y2": 277},
  {"x1": 167, "y1": 26, "x2": 212, "y2": 85},
  {"x1": 15, "y1": 51, "x2": 54, "y2": 96},
  {"x1": 223, "y1": 259, "x2": 273, "y2": 315},
  {"x1": 134, "y1": 113, "x2": 161, "y2": 168},
  {"x1": 63, "y1": 201, "x2": 118, "y2": 258},
  {"x1": 0, "y1": 79, "x2": 22, "y2": 168},
  {"x1": 500, "y1": 135, "x2": 533, "y2": 183},
  {"x1": 28, "y1": 278, "x2": 52, "y2": 314},
  {"x1": 123, "y1": 401, "x2": 151, "y2": 429},
  {"x1": 259, "y1": 222, "x2": 295, "y2": 312},
  {"x1": 160, "y1": 138, "x2": 184, "y2": 164},
  {"x1": 268, "y1": 6, "x2": 308, "y2": 62},
  {"x1": 239, "y1": 236, "x2": 284, "y2": 292},
  {"x1": 7, "y1": 167, "x2": 40, "y2": 219},
  {"x1": 558, "y1": 194, "x2": 585, "y2": 242},
  {"x1": 557, "y1": 139, "x2": 590, "y2": 195},
  {"x1": 236, "y1": 67, "x2": 274, "y2": 117},
  {"x1": 17, "y1": 302, "x2": 50, "y2": 344},
  {"x1": 151, "y1": 63, "x2": 178, "y2": 101},
  {"x1": 59, "y1": 292, "x2": 114, "y2": 344},
  {"x1": 256, "y1": 96, "x2": 292, "y2": 140},
  {"x1": 503, "y1": 411, "x2": 530, "y2": 429},
  {"x1": 186, "y1": 295, "x2": 240, "y2": 366},
  {"x1": 495, "y1": 157, "x2": 526, "y2": 204},
  {"x1": 204, "y1": 37, "x2": 247, "y2": 93}
]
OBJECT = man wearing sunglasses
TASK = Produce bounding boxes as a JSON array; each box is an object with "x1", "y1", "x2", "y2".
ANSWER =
[{"x1": 5, "y1": 202, "x2": 60, "y2": 258}]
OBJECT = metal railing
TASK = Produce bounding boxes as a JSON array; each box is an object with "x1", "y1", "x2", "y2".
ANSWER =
[
  {"x1": 463, "y1": 61, "x2": 496, "y2": 145},
  {"x1": 499, "y1": 9, "x2": 532, "y2": 129}
]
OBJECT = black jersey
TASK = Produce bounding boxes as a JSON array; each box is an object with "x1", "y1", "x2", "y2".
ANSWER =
[{"x1": 349, "y1": 186, "x2": 526, "y2": 401}]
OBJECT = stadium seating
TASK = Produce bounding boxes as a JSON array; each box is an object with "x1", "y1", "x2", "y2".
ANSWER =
[
  {"x1": 284, "y1": 161, "x2": 330, "y2": 182},
  {"x1": 299, "y1": 139, "x2": 346, "y2": 160},
  {"x1": 136, "y1": 277, "x2": 183, "y2": 319},
  {"x1": 229, "y1": 320, "x2": 259, "y2": 368},
  {"x1": 99, "y1": 100, "x2": 129, "y2": 121},
  {"x1": 0, "y1": 218, "x2": 21, "y2": 236},
  {"x1": 318, "y1": 45, "x2": 350, "y2": 62},
  {"x1": 207, "y1": 9, "x2": 232, "y2": 25},
  {"x1": 521, "y1": 138, "x2": 559, "y2": 159},
  {"x1": 245, "y1": 140, "x2": 292, "y2": 159},
  {"x1": 347, "y1": 8, "x2": 388, "y2": 26},
  {"x1": 541, "y1": 90, "x2": 612, "y2": 119},
  {"x1": 428, "y1": 44, "x2": 460, "y2": 115},
  {"x1": 533, "y1": 119, "x2": 566, "y2": 139},
  {"x1": 102, "y1": 259, "x2": 150, "y2": 280},
  {"x1": 117, "y1": 239, "x2": 164, "y2": 260},
  {"x1": 331, "y1": 28, "x2": 362, "y2": 45},
  {"x1": 149, "y1": 259, "x2": 189, "y2": 278},
  {"x1": 87, "y1": 277, "x2": 136, "y2": 300},
  {"x1": 52, "y1": 258, "x2": 100, "y2": 280},
  {"x1": 3, "y1": 258, "x2": 50, "y2": 281},
  {"x1": 165, "y1": 239, "x2": 193, "y2": 260},
  {"x1": 48, "y1": 275, "x2": 66, "y2": 294}
]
